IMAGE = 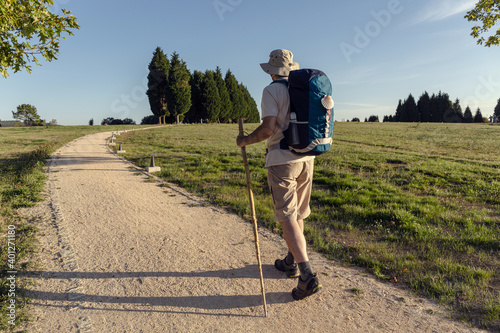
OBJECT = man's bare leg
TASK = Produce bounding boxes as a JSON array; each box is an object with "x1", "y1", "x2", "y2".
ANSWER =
[
  {"x1": 284, "y1": 219, "x2": 304, "y2": 263},
  {"x1": 281, "y1": 220, "x2": 308, "y2": 264}
]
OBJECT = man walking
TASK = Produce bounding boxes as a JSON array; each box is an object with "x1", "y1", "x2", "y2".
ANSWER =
[{"x1": 236, "y1": 49, "x2": 322, "y2": 300}]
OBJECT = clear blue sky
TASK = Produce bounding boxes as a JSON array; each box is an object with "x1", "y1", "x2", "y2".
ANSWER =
[{"x1": 1, "y1": 0, "x2": 499, "y2": 125}]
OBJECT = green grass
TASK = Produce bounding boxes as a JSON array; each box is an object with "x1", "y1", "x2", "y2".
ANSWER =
[
  {"x1": 114, "y1": 122, "x2": 500, "y2": 330},
  {"x1": 1, "y1": 123, "x2": 498, "y2": 331},
  {"x1": 0, "y1": 124, "x2": 150, "y2": 331}
]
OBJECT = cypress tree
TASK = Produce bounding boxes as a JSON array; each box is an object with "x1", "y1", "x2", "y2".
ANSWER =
[
  {"x1": 225, "y1": 69, "x2": 245, "y2": 122},
  {"x1": 394, "y1": 100, "x2": 403, "y2": 122},
  {"x1": 464, "y1": 106, "x2": 474, "y2": 123},
  {"x1": 238, "y1": 83, "x2": 251, "y2": 120},
  {"x1": 494, "y1": 98, "x2": 500, "y2": 118},
  {"x1": 185, "y1": 70, "x2": 205, "y2": 123},
  {"x1": 146, "y1": 47, "x2": 170, "y2": 124},
  {"x1": 166, "y1": 52, "x2": 192, "y2": 124},
  {"x1": 441, "y1": 92, "x2": 454, "y2": 123},
  {"x1": 452, "y1": 98, "x2": 464, "y2": 122},
  {"x1": 429, "y1": 93, "x2": 438, "y2": 122},
  {"x1": 474, "y1": 108, "x2": 484, "y2": 123},
  {"x1": 405, "y1": 94, "x2": 420, "y2": 122},
  {"x1": 436, "y1": 92, "x2": 453, "y2": 122},
  {"x1": 400, "y1": 98, "x2": 410, "y2": 122},
  {"x1": 240, "y1": 84, "x2": 260, "y2": 123},
  {"x1": 201, "y1": 70, "x2": 222, "y2": 123},
  {"x1": 417, "y1": 92, "x2": 432, "y2": 122},
  {"x1": 214, "y1": 67, "x2": 232, "y2": 123},
  {"x1": 435, "y1": 91, "x2": 445, "y2": 122}
]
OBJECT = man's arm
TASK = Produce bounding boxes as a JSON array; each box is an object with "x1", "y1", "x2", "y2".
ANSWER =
[{"x1": 236, "y1": 116, "x2": 277, "y2": 147}]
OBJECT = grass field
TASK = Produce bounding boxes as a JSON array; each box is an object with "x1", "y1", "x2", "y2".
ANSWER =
[
  {"x1": 0, "y1": 122, "x2": 498, "y2": 331},
  {"x1": 114, "y1": 122, "x2": 500, "y2": 330}
]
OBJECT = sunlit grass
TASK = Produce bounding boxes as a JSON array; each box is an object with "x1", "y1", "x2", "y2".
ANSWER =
[{"x1": 116, "y1": 122, "x2": 500, "y2": 330}]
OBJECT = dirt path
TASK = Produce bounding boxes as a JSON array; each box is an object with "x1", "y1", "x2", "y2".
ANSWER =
[{"x1": 21, "y1": 130, "x2": 485, "y2": 332}]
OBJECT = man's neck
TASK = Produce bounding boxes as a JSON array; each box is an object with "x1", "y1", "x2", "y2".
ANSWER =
[{"x1": 271, "y1": 74, "x2": 287, "y2": 81}]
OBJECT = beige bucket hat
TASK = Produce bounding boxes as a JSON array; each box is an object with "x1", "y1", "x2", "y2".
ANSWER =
[{"x1": 260, "y1": 49, "x2": 299, "y2": 76}]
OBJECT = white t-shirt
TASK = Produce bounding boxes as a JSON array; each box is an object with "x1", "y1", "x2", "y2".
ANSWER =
[{"x1": 261, "y1": 79, "x2": 315, "y2": 168}]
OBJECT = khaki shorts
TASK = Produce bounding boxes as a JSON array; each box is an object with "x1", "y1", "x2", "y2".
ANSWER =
[{"x1": 267, "y1": 159, "x2": 314, "y2": 223}]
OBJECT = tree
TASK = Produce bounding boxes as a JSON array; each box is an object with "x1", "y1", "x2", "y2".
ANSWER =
[
  {"x1": 494, "y1": 98, "x2": 500, "y2": 117},
  {"x1": 214, "y1": 67, "x2": 232, "y2": 122},
  {"x1": 430, "y1": 91, "x2": 453, "y2": 122},
  {"x1": 465, "y1": 0, "x2": 500, "y2": 47},
  {"x1": 238, "y1": 83, "x2": 251, "y2": 121},
  {"x1": 166, "y1": 52, "x2": 191, "y2": 124},
  {"x1": 141, "y1": 115, "x2": 157, "y2": 125},
  {"x1": 368, "y1": 115, "x2": 380, "y2": 122},
  {"x1": 122, "y1": 118, "x2": 136, "y2": 125},
  {"x1": 201, "y1": 70, "x2": 222, "y2": 123},
  {"x1": 394, "y1": 100, "x2": 403, "y2": 122},
  {"x1": 100, "y1": 117, "x2": 135, "y2": 125},
  {"x1": 417, "y1": 92, "x2": 432, "y2": 122},
  {"x1": 464, "y1": 106, "x2": 474, "y2": 123},
  {"x1": 474, "y1": 108, "x2": 484, "y2": 123},
  {"x1": 225, "y1": 70, "x2": 245, "y2": 122},
  {"x1": 0, "y1": 0, "x2": 79, "y2": 77},
  {"x1": 352, "y1": 117, "x2": 361, "y2": 122},
  {"x1": 240, "y1": 85, "x2": 260, "y2": 123},
  {"x1": 452, "y1": 98, "x2": 464, "y2": 122},
  {"x1": 12, "y1": 104, "x2": 42, "y2": 126},
  {"x1": 89, "y1": 118, "x2": 94, "y2": 126},
  {"x1": 404, "y1": 94, "x2": 420, "y2": 122},
  {"x1": 146, "y1": 47, "x2": 170, "y2": 124},
  {"x1": 185, "y1": 70, "x2": 205, "y2": 123},
  {"x1": 102, "y1": 117, "x2": 119, "y2": 125}
]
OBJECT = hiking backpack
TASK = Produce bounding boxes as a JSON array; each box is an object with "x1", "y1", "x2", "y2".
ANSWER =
[{"x1": 273, "y1": 68, "x2": 334, "y2": 156}]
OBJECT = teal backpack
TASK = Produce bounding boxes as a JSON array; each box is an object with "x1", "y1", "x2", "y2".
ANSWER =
[{"x1": 272, "y1": 68, "x2": 334, "y2": 156}]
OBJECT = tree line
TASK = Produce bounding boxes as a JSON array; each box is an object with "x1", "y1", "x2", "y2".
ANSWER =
[
  {"x1": 383, "y1": 92, "x2": 500, "y2": 123},
  {"x1": 144, "y1": 47, "x2": 259, "y2": 125},
  {"x1": 101, "y1": 117, "x2": 136, "y2": 125}
]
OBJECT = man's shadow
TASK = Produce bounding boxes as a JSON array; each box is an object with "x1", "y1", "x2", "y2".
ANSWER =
[{"x1": 22, "y1": 265, "x2": 295, "y2": 316}]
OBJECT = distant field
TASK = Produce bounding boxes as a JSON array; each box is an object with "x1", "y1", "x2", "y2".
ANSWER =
[{"x1": 115, "y1": 122, "x2": 500, "y2": 330}]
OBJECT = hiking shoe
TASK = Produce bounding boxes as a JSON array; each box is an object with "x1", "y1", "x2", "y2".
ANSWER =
[
  {"x1": 274, "y1": 258, "x2": 299, "y2": 278},
  {"x1": 292, "y1": 273, "x2": 323, "y2": 300}
]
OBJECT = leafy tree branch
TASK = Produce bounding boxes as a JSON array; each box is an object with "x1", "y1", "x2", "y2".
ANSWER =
[
  {"x1": 0, "y1": 0, "x2": 79, "y2": 77},
  {"x1": 465, "y1": 0, "x2": 500, "y2": 47}
]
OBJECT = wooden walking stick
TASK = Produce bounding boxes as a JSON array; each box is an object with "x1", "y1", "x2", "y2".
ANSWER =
[{"x1": 238, "y1": 118, "x2": 268, "y2": 317}]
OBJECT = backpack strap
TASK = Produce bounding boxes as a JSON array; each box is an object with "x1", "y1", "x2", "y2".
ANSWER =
[
  {"x1": 268, "y1": 79, "x2": 291, "y2": 152},
  {"x1": 271, "y1": 79, "x2": 288, "y2": 87}
]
